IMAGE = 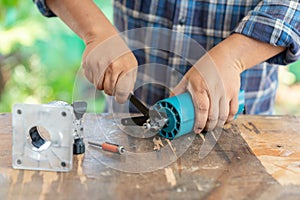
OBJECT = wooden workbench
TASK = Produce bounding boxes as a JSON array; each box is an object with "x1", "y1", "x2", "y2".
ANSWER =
[{"x1": 1, "y1": 113, "x2": 300, "y2": 200}]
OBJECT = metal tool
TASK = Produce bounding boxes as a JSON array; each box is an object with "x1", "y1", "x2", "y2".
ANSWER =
[
  {"x1": 88, "y1": 141, "x2": 125, "y2": 154},
  {"x1": 121, "y1": 93, "x2": 168, "y2": 132},
  {"x1": 12, "y1": 100, "x2": 87, "y2": 172},
  {"x1": 121, "y1": 91, "x2": 245, "y2": 140}
]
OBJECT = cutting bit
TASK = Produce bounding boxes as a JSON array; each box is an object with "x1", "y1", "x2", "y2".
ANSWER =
[
  {"x1": 88, "y1": 141, "x2": 125, "y2": 154},
  {"x1": 121, "y1": 92, "x2": 168, "y2": 132}
]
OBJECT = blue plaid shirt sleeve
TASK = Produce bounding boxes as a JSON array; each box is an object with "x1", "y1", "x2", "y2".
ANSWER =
[
  {"x1": 234, "y1": 0, "x2": 300, "y2": 65},
  {"x1": 33, "y1": 0, "x2": 56, "y2": 17}
]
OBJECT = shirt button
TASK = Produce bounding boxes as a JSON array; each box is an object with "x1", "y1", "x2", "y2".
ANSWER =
[{"x1": 179, "y1": 18, "x2": 186, "y2": 25}]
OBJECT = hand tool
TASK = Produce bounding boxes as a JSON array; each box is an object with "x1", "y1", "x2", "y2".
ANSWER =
[{"x1": 121, "y1": 91, "x2": 245, "y2": 140}]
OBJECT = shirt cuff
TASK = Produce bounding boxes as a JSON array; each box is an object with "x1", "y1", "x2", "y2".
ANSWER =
[
  {"x1": 33, "y1": 0, "x2": 56, "y2": 17},
  {"x1": 233, "y1": 1, "x2": 300, "y2": 65}
]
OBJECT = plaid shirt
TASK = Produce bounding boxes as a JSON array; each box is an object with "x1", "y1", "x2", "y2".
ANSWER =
[{"x1": 34, "y1": 0, "x2": 300, "y2": 114}]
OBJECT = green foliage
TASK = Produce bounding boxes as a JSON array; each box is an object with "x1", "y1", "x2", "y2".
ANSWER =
[
  {"x1": 0, "y1": 0, "x2": 299, "y2": 116},
  {"x1": 0, "y1": 0, "x2": 112, "y2": 112},
  {"x1": 289, "y1": 60, "x2": 300, "y2": 82},
  {"x1": 0, "y1": 0, "x2": 20, "y2": 23}
]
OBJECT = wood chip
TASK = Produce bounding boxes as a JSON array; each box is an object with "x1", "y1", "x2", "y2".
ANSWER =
[
  {"x1": 165, "y1": 167, "x2": 176, "y2": 186},
  {"x1": 165, "y1": 138, "x2": 177, "y2": 156},
  {"x1": 197, "y1": 133, "x2": 205, "y2": 142},
  {"x1": 153, "y1": 136, "x2": 164, "y2": 151},
  {"x1": 223, "y1": 123, "x2": 232, "y2": 130}
]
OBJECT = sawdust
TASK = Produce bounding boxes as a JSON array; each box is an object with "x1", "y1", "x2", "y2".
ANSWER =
[
  {"x1": 165, "y1": 138, "x2": 177, "y2": 156},
  {"x1": 153, "y1": 136, "x2": 164, "y2": 151},
  {"x1": 164, "y1": 167, "x2": 176, "y2": 186},
  {"x1": 223, "y1": 123, "x2": 232, "y2": 130},
  {"x1": 197, "y1": 133, "x2": 205, "y2": 141}
]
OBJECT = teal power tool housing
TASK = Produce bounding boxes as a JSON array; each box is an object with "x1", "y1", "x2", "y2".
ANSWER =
[
  {"x1": 123, "y1": 91, "x2": 245, "y2": 140},
  {"x1": 153, "y1": 91, "x2": 245, "y2": 139}
]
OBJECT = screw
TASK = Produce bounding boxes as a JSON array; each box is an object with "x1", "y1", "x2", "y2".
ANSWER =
[
  {"x1": 61, "y1": 161, "x2": 66, "y2": 167},
  {"x1": 17, "y1": 159, "x2": 22, "y2": 165},
  {"x1": 17, "y1": 109, "x2": 22, "y2": 115},
  {"x1": 143, "y1": 123, "x2": 151, "y2": 130},
  {"x1": 61, "y1": 111, "x2": 67, "y2": 117}
]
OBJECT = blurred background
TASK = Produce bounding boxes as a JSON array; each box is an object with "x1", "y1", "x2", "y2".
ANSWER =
[{"x1": 0, "y1": 0, "x2": 299, "y2": 114}]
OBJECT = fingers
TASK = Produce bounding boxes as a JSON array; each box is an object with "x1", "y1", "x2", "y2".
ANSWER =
[
  {"x1": 100, "y1": 61, "x2": 137, "y2": 103},
  {"x1": 114, "y1": 54, "x2": 138, "y2": 103},
  {"x1": 190, "y1": 89, "x2": 210, "y2": 134},
  {"x1": 82, "y1": 35, "x2": 138, "y2": 103},
  {"x1": 227, "y1": 94, "x2": 239, "y2": 123},
  {"x1": 82, "y1": 52, "x2": 106, "y2": 90},
  {"x1": 174, "y1": 72, "x2": 236, "y2": 132},
  {"x1": 102, "y1": 64, "x2": 119, "y2": 96},
  {"x1": 193, "y1": 91, "x2": 230, "y2": 132},
  {"x1": 205, "y1": 95, "x2": 219, "y2": 131},
  {"x1": 115, "y1": 68, "x2": 137, "y2": 103},
  {"x1": 84, "y1": 59, "x2": 136, "y2": 103},
  {"x1": 83, "y1": 44, "x2": 138, "y2": 103},
  {"x1": 217, "y1": 96, "x2": 229, "y2": 128}
]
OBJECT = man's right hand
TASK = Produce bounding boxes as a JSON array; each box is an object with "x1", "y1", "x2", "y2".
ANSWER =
[
  {"x1": 82, "y1": 36, "x2": 138, "y2": 103},
  {"x1": 45, "y1": 0, "x2": 138, "y2": 103}
]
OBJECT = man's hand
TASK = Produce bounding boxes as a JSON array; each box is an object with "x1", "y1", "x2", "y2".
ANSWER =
[
  {"x1": 82, "y1": 36, "x2": 138, "y2": 103},
  {"x1": 173, "y1": 33, "x2": 285, "y2": 133},
  {"x1": 46, "y1": 0, "x2": 138, "y2": 103},
  {"x1": 173, "y1": 53, "x2": 240, "y2": 133}
]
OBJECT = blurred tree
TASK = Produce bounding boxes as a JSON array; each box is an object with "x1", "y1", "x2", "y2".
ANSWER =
[
  {"x1": 0, "y1": 0, "x2": 112, "y2": 112},
  {"x1": 289, "y1": 59, "x2": 300, "y2": 82},
  {"x1": 2, "y1": 1, "x2": 296, "y2": 114}
]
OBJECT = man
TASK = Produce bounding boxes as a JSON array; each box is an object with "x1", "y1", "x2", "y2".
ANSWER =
[{"x1": 34, "y1": 0, "x2": 300, "y2": 133}]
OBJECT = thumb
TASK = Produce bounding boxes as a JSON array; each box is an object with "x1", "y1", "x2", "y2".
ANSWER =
[{"x1": 171, "y1": 78, "x2": 188, "y2": 97}]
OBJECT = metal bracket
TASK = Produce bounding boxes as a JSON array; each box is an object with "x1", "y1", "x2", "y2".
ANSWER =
[{"x1": 12, "y1": 101, "x2": 87, "y2": 172}]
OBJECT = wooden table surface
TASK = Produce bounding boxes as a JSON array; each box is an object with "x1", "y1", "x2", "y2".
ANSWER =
[{"x1": 1, "y1": 113, "x2": 300, "y2": 200}]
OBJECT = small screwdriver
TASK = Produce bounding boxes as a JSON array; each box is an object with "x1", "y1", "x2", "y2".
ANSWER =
[{"x1": 88, "y1": 141, "x2": 125, "y2": 154}]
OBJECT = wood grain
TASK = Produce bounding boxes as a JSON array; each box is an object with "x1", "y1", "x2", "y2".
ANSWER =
[
  {"x1": 237, "y1": 115, "x2": 300, "y2": 185},
  {"x1": 0, "y1": 113, "x2": 300, "y2": 199}
]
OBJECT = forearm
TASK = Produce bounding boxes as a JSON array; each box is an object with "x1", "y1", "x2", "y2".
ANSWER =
[
  {"x1": 209, "y1": 33, "x2": 286, "y2": 73},
  {"x1": 46, "y1": 0, "x2": 117, "y2": 45}
]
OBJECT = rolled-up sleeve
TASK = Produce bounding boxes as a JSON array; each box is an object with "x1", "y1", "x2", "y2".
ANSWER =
[
  {"x1": 234, "y1": 0, "x2": 300, "y2": 65},
  {"x1": 33, "y1": 0, "x2": 56, "y2": 17}
]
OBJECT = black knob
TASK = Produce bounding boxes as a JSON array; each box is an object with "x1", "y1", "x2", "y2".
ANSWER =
[{"x1": 73, "y1": 138, "x2": 85, "y2": 154}]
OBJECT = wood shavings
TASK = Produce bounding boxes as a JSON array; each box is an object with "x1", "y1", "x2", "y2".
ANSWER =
[
  {"x1": 193, "y1": 180, "x2": 204, "y2": 191},
  {"x1": 153, "y1": 136, "x2": 164, "y2": 151},
  {"x1": 196, "y1": 132, "x2": 205, "y2": 142},
  {"x1": 165, "y1": 138, "x2": 177, "y2": 156},
  {"x1": 223, "y1": 123, "x2": 231, "y2": 130},
  {"x1": 164, "y1": 167, "x2": 176, "y2": 186}
]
